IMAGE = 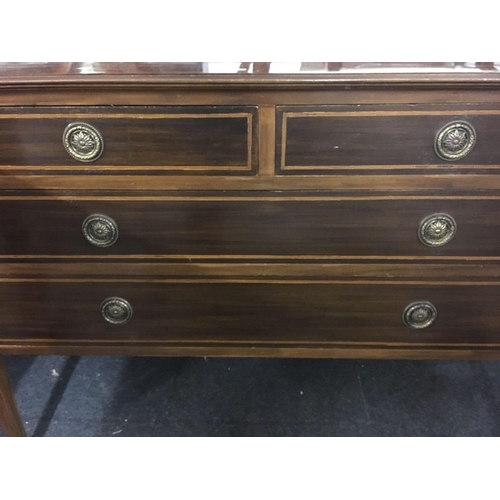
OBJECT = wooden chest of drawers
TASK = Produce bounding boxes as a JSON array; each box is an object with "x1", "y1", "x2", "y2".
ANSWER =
[{"x1": 2, "y1": 62, "x2": 500, "y2": 436}]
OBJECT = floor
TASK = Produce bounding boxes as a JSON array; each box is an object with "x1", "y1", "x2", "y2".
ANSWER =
[{"x1": 2, "y1": 355, "x2": 500, "y2": 436}]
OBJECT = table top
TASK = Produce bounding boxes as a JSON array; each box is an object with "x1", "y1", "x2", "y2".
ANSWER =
[{"x1": 1, "y1": 62, "x2": 500, "y2": 87}]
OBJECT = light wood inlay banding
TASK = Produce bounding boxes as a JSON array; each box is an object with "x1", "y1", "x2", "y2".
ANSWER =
[
  {"x1": 2, "y1": 262, "x2": 500, "y2": 280},
  {"x1": 0, "y1": 108, "x2": 256, "y2": 173},
  {"x1": 3, "y1": 72, "x2": 500, "y2": 366},
  {"x1": 278, "y1": 107, "x2": 500, "y2": 173},
  {"x1": 258, "y1": 106, "x2": 275, "y2": 176}
]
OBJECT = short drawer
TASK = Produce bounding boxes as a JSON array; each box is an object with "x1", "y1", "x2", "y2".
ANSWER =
[
  {"x1": 0, "y1": 106, "x2": 257, "y2": 174},
  {"x1": 277, "y1": 105, "x2": 500, "y2": 174},
  {"x1": 1, "y1": 198, "x2": 499, "y2": 257},
  {"x1": 0, "y1": 282, "x2": 498, "y2": 347}
]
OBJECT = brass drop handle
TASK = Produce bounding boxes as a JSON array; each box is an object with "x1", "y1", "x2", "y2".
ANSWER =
[
  {"x1": 82, "y1": 214, "x2": 119, "y2": 247},
  {"x1": 63, "y1": 122, "x2": 104, "y2": 162},
  {"x1": 403, "y1": 301, "x2": 437, "y2": 329},
  {"x1": 434, "y1": 121, "x2": 476, "y2": 161},
  {"x1": 418, "y1": 213, "x2": 456, "y2": 247},
  {"x1": 100, "y1": 297, "x2": 133, "y2": 325}
]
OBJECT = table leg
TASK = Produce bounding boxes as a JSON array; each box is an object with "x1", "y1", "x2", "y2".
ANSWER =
[{"x1": 0, "y1": 355, "x2": 26, "y2": 437}]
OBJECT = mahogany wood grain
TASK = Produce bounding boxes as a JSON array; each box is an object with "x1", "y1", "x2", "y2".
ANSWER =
[
  {"x1": 4, "y1": 342, "x2": 500, "y2": 360},
  {"x1": 278, "y1": 106, "x2": 500, "y2": 172},
  {"x1": 0, "y1": 90, "x2": 485, "y2": 107},
  {"x1": 4, "y1": 71, "x2": 500, "y2": 88},
  {"x1": 0, "y1": 261, "x2": 499, "y2": 281},
  {"x1": 0, "y1": 199, "x2": 497, "y2": 257},
  {"x1": 5, "y1": 174, "x2": 500, "y2": 192},
  {"x1": 6, "y1": 341, "x2": 500, "y2": 360},
  {"x1": 0, "y1": 106, "x2": 257, "y2": 174},
  {"x1": 0, "y1": 282, "x2": 498, "y2": 347},
  {"x1": 2, "y1": 68, "x2": 500, "y2": 384},
  {"x1": 257, "y1": 106, "x2": 276, "y2": 177},
  {"x1": 0, "y1": 356, "x2": 26, "y2": 437}
]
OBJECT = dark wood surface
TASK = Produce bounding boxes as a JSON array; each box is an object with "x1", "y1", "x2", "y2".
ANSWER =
[
  {"x1": 0, "y1": 65, "x2": 498, "y2": 363},
  {"x1": 277, "y1": 105, "x2": 500, "y2": 173},
  {"x1": 1, "y1": 62, "x2": 500, "y2": 89},
  {"x1": 4, "y1": 341, "x2": 500, "y2": 360},
  {"x1": 0, "y1": 106, "x2": 257, "y2": 174},
  {"x1": 0, "y1": 198, "x2": 497, "y2": 257},
  {"x1": 0, "y1": 282, "x2": 498, "y2": 347},
  {"x1": 0, "y1": 355, "x2": 26, "y2": 436},
  {"x1": 7, "y1": 174, "x2": 500, "y2": 192}
]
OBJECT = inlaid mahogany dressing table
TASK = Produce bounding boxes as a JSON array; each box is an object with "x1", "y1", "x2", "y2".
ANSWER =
[{"x1": 2, "y1": 62, "x2": 500, "y2": 436}]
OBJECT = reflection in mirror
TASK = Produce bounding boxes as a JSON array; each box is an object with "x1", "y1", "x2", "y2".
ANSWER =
[{"x1": 0, "y1": 62, "x2": 499, "y2": 77}]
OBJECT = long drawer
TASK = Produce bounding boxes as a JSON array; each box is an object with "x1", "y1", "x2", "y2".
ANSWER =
[
  {"x1": 0, "y1": 198, "x2": 499, "y2": 257},
  {"x1": 0, "y1": 282, "x2": 498, "y2": 346}
]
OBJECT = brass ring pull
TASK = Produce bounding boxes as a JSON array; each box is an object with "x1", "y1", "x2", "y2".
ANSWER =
[
  {"x1": 403, "y1": 301, "x2": 437, "y2": 329},
  {"x1": 100, "y1": 297, "x2": 133, "y2": 325},
  {"x1": 82, "y1": 214, "x2": 119, "y2": 247},
  {"x1": 63, "y1": 122, "x2": 104, "y2": 162},
  {"x1": 419, "y1": 213, "x2": 456, "y2": 247},
  {"x1": 434, "y1": 121, "x2": 476, "y2": 161}
]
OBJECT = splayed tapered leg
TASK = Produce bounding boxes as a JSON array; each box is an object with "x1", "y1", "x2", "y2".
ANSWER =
[{"x1": 0, "y1": 356, "x2": 26, "y2": 437}]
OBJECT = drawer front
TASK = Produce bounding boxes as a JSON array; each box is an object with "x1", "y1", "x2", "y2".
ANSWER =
[
  {"x1": 277, "y1": 105, "x2": 500, "y2": 174},
  {"x1": 0, "y1": 106, "x2": 257, "y2": 174},
  {"x1": 0, "y1": 282, "x2": 498, "y2": 346},
  {"x1": 1, "y1": 199, "x2": 499, "y2": 257}
]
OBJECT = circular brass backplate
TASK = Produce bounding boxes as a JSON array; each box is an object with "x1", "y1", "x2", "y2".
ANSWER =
[
  {"x1": 403, "y1": 301, "x2": 437, "y2": 329},
  {"x1": 419, "y1": 213, "x2": 456, "y2": 247},
  {"x1": 63, "y1": 122, "x2": 104, "y2": 162},
  {"x1": 82, "y1": 214, "x2": 119, "y2": 247},
  {"x1": 435, "y1": 121, "x2": 476, "y2": 161},
  {"x1": 100, "y1": 297, "x2": 133, "y2": 325}
]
